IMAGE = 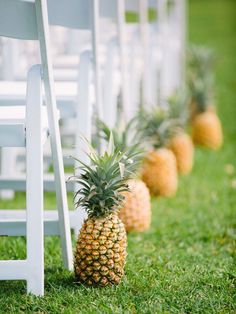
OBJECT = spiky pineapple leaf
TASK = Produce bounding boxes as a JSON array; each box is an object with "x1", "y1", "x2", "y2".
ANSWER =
[
  {"x1": 70, "y1": 143, "x2": 140, "y2": 218},
  {"x1": 97, "y1": 118, "x2": 144, "y2": 171},
  {"x1": 187, "y1": 44, "x2": 215, "y2": 112},
  {"x1": 136, "y1": 107, "x2": 179, "y2": 149}
]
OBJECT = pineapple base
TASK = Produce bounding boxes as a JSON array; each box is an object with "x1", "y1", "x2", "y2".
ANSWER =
[
  {"x1": 141, "y1": 148, "x2": 178, "y2": 197},
  {"x1": 74, "y1": 213, "x2": 127, "y2": 287},
  {"x1": 119, "y1": 179, "x2": 151, "y2": 232},
  {"x1": 168, "y1": 132, "x2": 194, "y2": 175},
  {"x1": 192, "y1": 111, "x2": 223, "y2": 150}
]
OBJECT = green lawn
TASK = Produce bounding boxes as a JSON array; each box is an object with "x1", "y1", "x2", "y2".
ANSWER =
[{"x1": 1, "y1": 1, "x2": 236, "y2": 313}]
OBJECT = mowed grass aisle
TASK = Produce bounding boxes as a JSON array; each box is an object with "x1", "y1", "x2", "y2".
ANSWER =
[{"x1": 0, "y1": 0, "x2": 235, "y2": 312}]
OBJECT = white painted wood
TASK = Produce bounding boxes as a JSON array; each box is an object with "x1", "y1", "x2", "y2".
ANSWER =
[
  {"x1": 0, "y1": 260, "x2": 29, "y2": 280},
  {"x1": 0, "y1": 0, "x2": 38, "y2": 40},
  {"x1": 0, "y1": 172, "x2": 74, "y2": 192},
  {"x1": 47, "y1": 0, "x2": 92, "y2": 30},
  {"x1": 117, "y1": 0, "x2": 129, "y2": 122},
  {"x1": 91, "y1": 0, "x2": 103, "y2": 121},
  {"x1": 178, "y1": 0, "x2": 186, "y2": 87},
  {"x1": 74, "y1": 50, "x2": 93, "y2": 235},
  {"x1": 35, "y1": 0, "x2": 73, "y2": 271},
  {"x1": 99, "y1": 0, "x2": 117, "y2": 19},
  {"x1": 0, "y1": 148, "x2": 16, "y2": 199},
  {"x1": 139, "y1": 0, "x2": 149, "y2": 107},
  {"x1": 0, "y1": 125, "x2": 26, "y2": 147},
  {"x1": 103, "y1": 38, "x2": 119, "y2": 128},
  {"x1": 0, "y1": 209, "x2": 83, "y2": 236},
  {"x1": 149, "y1": 0, "x2": 158, "y2": 9},
  {"x1": 25, "y1": 64, "x2": 44, "y2": 296},
  {"x1": 0, "y1": 65, "x2": 45, "y2": 296},
  {"x1": 126, "y1": 0, "x2": 139, "y2": 12},
  {"x1": 1, "y1": 38, "x2": 19, "y2": 79},
  {"x1": 0, "y1": 106, "x2": 48, "y2": 147},
  {"x1": 0, "y1": 0, "x2": 82, "y2": 295}
]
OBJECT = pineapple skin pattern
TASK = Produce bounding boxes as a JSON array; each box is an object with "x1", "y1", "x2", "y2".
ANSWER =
[
  {"x1": 192, "y1": 111, "x2": 223, "y2": 150},
  {"x1": 119, "y1": 179, "x2": 151, "y2": 232},
  {"x1": 168, "y1": 132, "x2": 194, "y2": 175},
  {"x1": 74, "y1": 213, "x2": 127, "y2": 287},
  {"x1": 141, "y1": 148, "x2": 178, "y2": 197}
]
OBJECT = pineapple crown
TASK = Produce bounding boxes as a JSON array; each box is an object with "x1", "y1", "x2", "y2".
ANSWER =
[
  {"x1": 97, "y1": 118, "x2": 144, "y2": 164},
  {"x1": 189, "y1": 79, "x2": 212, "y2": 112},
  {"x1": 71, "y1": 136, "x2": 140, "y2": 218},
  {"x1": 187, "y1": 44, "x2": 215, "y2": 82},
  {"x1": 167, "y1": 89, "x2": 190, "y2": 127},
  {"x1": 137, "y1": 107, "x2": 178, "y2": 149},
  {"x1": 187, "y1": 44, "x2": 215, "y2": 112}
]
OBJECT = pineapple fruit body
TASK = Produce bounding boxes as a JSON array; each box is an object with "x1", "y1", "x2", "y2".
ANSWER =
[
  {"x1": 74, "y1": 213, "x2": 127, "y2": 287},
  {"x1": 141, "y1": 148, "x2": 178, "y2": 197},
  {"x1": 119, "y1": 179, "x2": 151, "y2": 232},
  {"x1": 168, "y1": 132, "x2": 194, "y2": 175},
  {"x1": 192, "y1": 111, "x2": 223, "y2": 150}
]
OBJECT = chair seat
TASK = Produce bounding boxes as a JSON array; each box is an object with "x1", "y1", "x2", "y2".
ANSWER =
[{"x1": 0, "y1": 106, "x2": 49, "y2": 147}]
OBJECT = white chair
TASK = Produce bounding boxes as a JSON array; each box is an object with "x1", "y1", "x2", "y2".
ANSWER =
[
  {"x1": 0, "y1": 0, "x2": 73, "y2": 296},
  {"x1": 159, "y1": 0, "x2": 186, "y2": 99},
  {"x1": 0, "y1": 0, "x2": 97, "y2": 197},
  {"x1": 122, "y1": 0, "x2": 148, "y2": 120},
  {"x1": 0, "y1": 1, "x2": 103, "y2": 235},
  {"x1": 0, "y1": 1, "x2": 118, "y2": 199}
]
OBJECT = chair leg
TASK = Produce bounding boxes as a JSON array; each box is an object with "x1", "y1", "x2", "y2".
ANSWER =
[
  {"x1": 49, "y1": 128, "x2": 73, "y2": 270},
  {"x1": 36, "y1": 1, "x2": 73, "y2": 270},
  {"x1": 26, "y1": 136, "x2": 44, "y2": 296},
  {"x1": 25, "y1": 65, "x2": 44, "y2": 296}
]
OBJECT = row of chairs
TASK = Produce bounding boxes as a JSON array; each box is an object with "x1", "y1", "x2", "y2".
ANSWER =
[{"x1": 0, "y1": 0, "x2": 186, "y2": 295}]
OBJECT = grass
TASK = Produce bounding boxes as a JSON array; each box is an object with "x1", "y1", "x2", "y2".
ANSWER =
[{"x1": 1, "y1": 0, "x2": 236, "y2": 312}]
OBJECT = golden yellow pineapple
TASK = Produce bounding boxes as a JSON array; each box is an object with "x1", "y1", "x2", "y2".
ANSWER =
[
  {"x1": 167, "y1": 132, "x2": 194, "y2": 175},
  {"x1": 192, "y1": 111, "x2": 223, "y2": 150},
  {"x1": 137, "y1": 108, "x2": 178, "y2": 197},
  {"x1": 142, "y1": 148, "x2": 178, "y2": 197},
  {"x1": 73, "y1": 142, "x2": 138, "y2": 287},
  {"x1": 166, "y1": 91, "x2": 194, "y2": 175},
  {"x1": 187, "y1": 44, "x2": 223, "y2": 149},
  {"x1": 118, "y1": 179, "x2": 151, "y2": 232},
  {"x1": 188, "y1": 80, "x2": 223, "y2": 150},
  {"x1": 97, "y1": 119, "x2": 152, "y2": 232},
  {"x1": 75, "y1": 213, "x2": 127, "y2": 287},
  {"x1": 190, "y1": 101, "x2": 216, "y2": 122}
]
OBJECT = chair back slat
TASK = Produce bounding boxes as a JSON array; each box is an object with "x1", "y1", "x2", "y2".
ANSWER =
[
  {"x1": 125, "y1": 0, "x2": 139, "y2": 12},
  {"x1": 47, "y1": 0, "x2": 92, "y2": 30},
  {"x1": 99, "y1": 0, "x2": 117, "y2": 19},
  {"x1": 149, "y1": 0, "x2": 157, "y2": 9},
  {"x1": 0, "y1": 0, "x2": 38, "y2": 40}
]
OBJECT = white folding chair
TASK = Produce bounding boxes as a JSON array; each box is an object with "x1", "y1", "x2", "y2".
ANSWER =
[
  {"x1": 0, "y1": 1, "x2": 104, "y2": 234},
  {"x1": 159, "y1": 0, "x2": 186, "y2": 99},
  {"x1": 118, "y1": 0, "x2": 151, "y2": 121},
  {"x1": 0, "y1": 0, "x2": 73, "y2": 296}
]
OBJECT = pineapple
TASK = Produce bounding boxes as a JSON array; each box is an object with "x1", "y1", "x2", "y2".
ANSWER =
[
  {"x1": 73, "y1": 141, "x2": 138, "y2": 287},
  {"x1": 187, "y1": 45, "x2": 223, "y2": 149},
  {"x1": 189, "y1": 80, "x2": 223, "y2": 149},
  {"x1": 138, "y1": 108, "x2": 178, "y2": 197},
  {"x1": 167, "y1": 132, "x2": 194, "y2": 174},
  {"x1": 142, "y1": 148, "x2": 178, "y2": 197},
  {"x1": 98, "y1": 120, "x2": 151, "y2": 232},
  {"x1": 192, "y1": 111, "x2": 223, "y2": 150},
  {"x1": 187, "y1": 45, "x2": 215, "y2": 121},
  {"x1": 166, "y1": 91, "x2": 194, "y2": 175},
  {"x1": 119, "y1": 179, "x2": 151, "y2": 232}
]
